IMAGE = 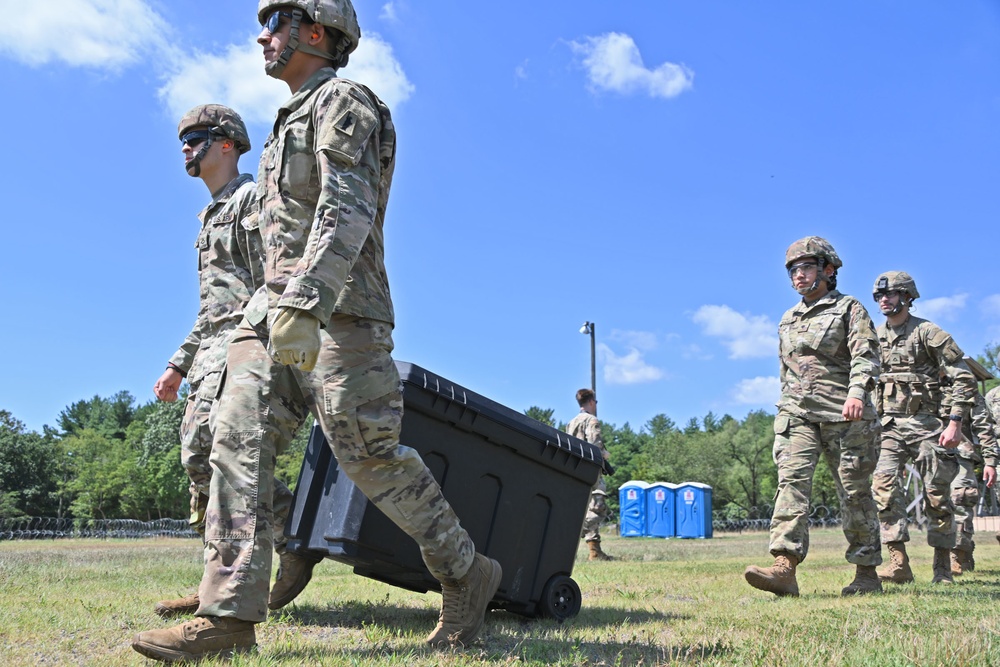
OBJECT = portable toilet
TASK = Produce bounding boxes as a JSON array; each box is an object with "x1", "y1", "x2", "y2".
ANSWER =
[
  {"x1": 646, "y1": 482, "x2": 678, "y2": 538},
  {"x1": 619, "y1": 481, "x2": 650, "y2": 537},
  {"x1": 676, "y1": 482, "x2": 713, "y2": 538}
]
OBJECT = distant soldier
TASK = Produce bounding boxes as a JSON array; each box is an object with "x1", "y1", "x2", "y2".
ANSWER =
[
  {"x1": 870, "y1": 271, "x2": 975, "y2": 585},
  {"x1": 941, "y1": 383, "x2": 998, "y2": 574},
  {"x1": 982, "y1": 385, "x2": 1000, "y2": 547},
  {"x1": 151, "y1": 105, "x2": 309, "y2": 616},
  {"x1": 567, "y1": 388, "x2": 613, "y2": 561},
  {"x1": 133, "y1": 0, "x2": 501, "y2": 660},
  {"x1": 744, "y1": 237, "x2": 883, "y2": 597}
]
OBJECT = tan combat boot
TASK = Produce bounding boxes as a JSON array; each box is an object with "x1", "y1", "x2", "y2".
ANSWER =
[
  {"x1": 587, "y1": 540, "x2": 614, "y2": 561},
  {"x1": 841, "y1": 565, "x2": 882, "y2": 596},
  {"x1": 426, "y1": 553, "x2": 502, "y2": 648},
  {"x1": 877, "y1": 541, "x2": 914, "y2": 584},
  {"x1": 132, "y1": 616, "x2": 256, "y2": 662},
  {"x1": 154, "y1": 592, "x2": 200, "y2": 618},
  {"x1": 932, "y1": 547, "x2": 954, "y2": 584},
  {"x1": 268, "y1": 552, "x2": 321, "y2": 610},
  {"x1": 743, "y1": 553, "x2": 799, "y2": 597},
  {"x1": 950, "y1": 549, "x2": 965, "y2": 576}
]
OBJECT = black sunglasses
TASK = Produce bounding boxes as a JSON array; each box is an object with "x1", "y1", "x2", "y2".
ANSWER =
[
  {"x1": 263, "y1": 10, "x2": 294, "y2": 34},
  {"x1": 180, "y1": 130, "x2": 216, "y2": 149}
]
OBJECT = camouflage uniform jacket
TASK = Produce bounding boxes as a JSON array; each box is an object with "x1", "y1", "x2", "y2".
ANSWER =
[
  {"x1": 776, "y1": 290, "x2": 880, "y2": 422},
  {"x1": 168, "y1": 174, "x2": 262, "y2": 387},
  {"x1": 875, "y1": 315, "x2": 974, "y2": 420},
  {"x1": 254, "y1": 67, "x2": 396, "y2": 328},
  {"x1": 567, "y1": 411, "x2": 608, "y2": 458},
  {"x1": 986, "y1": 386, "x2": 1000, "y2": 423}
]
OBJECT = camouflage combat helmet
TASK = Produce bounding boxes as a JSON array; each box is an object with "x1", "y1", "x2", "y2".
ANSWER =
[
  {"x1": 873, "y1": 271, "x2": 920, "y2": 300},
  {"x1": 257, "y1": 0, "x2": 360, "y2": 78},
  {"x1": 177, "y1": 104, "x2": 251, "y2": 155},
  {"x1": 784, "y1": 236, "x2": 843, "y2": 269}
]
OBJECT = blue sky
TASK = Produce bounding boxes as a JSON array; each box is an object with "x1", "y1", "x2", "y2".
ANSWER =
[{"x1": 2, "y1": 0, "x2": 999, "y2": 434}]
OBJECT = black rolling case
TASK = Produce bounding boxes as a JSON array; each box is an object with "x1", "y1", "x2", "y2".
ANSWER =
[{"x1": 283, "y1": 361, "x2": 604, "y2": 620}]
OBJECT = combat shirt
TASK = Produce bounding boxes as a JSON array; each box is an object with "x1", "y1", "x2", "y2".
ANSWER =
[
  {"x1": 984, "y1": 386, "x2": 1000, "y2": 423},
  {"x1": 875, "y1": 315, "x2": 974, "y2": 419},
  {"x1": 168, "y1": 174, "x2": 262, "y2": 388},
  {"x1": 567, "y1": 410, "x2": 608, "y2": 458},
  {"x1": 255, "y1": 67, "x2": 395, "y2": 328},
  {"x1": 776, "y1": 290, "x2": 880, "y2": 422}
]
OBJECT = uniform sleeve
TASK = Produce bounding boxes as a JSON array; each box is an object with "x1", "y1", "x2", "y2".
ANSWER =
[
  {"x1": 845, "y1": 300, "x2": 880, "y2": 401},
  {"x1": 971, "y1": 395, "x2": 999, "y2": 467},
  {"x1": 234, "y1": 186, "x2": 266, "y2": 293},
  {"x1": 986, "y1": 388, "x2": 1000, "y2": 422},
  {"x1": 925, "y1": 324, "x2": 975, "y2": 417},
  {"x1": 168, "y1": 229, "x2": 208, "y2": 373},
  {"x1": 277, "y1": 82, "x2": 381, "y2": 323},
  {"x1": 587, "y1": 417, "x2": 607, "y2": 455}
]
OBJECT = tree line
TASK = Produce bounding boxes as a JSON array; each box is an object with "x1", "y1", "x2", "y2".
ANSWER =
[{"x1": 3, "y1": 345, "x2": 997, "y2": 522}]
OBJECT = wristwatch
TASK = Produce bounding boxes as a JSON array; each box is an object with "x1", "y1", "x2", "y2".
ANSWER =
[{"x1": 948, "y1": 414, "x2": 962, "y2": 422}]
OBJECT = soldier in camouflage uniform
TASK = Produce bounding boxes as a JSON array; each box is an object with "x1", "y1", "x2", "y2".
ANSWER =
[
  {"x1": 151, "y1": 105, "x2": 305, "y2": 617},
  {"x1": 567, "y1": 388, "x2": 613, "y2": 561},
  {"x1": 870, "y1": 271, "x2": 974, "y2": 585},
  {"x1": 133, "y1": 1, "x2": 501, "y2": 661},
  {"x1": 744, "y1": 237, "x2": 883, "y2": 598},
  {"x1": 940, "y1": 377, "x2": 998, "y2": 575}
]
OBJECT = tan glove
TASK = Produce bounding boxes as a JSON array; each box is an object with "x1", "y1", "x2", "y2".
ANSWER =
[{"x1": 270, "y1": 308, "x2": 321, "y2": 372}]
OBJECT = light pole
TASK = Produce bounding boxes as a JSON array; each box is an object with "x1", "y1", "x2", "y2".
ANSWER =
[{"x1": 579, "y1": 321, "x2": 596, "y2": 408}]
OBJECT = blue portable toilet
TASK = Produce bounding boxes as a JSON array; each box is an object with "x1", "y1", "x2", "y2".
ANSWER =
[
  {"x1": 676, "y1": 482, "x2": 713, "y2": 538},
  {"x1": 619, "y1": 481, "x2": 650, "y2": 537},
  {"x1": 646, "y1": 482, "x2": 678, "y2": 538}
]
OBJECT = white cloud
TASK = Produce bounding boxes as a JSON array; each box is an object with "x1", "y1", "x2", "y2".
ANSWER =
[
  {"x1": 915, "y1": 294, "x2": 968, "y2": 323},
  {"x1": 599, "y1": 343, "x2": 665, "y2": 385},
  {"x1": 692, "y1": 305, "x2": 777, "y2": 359},
  {"x1": 158, "y1": 38, "x2": 287, "y2": 126},
  {"x1": 980, "y1": 294, "x2": 1000, "y2": 319},
  {"x1": 570, "y1": 32, "x2": 693, "y2": 99},
  {"x1": 733, "y1": 377, "x2": 780, "y2": 406},
  {"x1": 515, "y1": 59, "x2": 529, "y2": 82},
  {"x1": 380, "y1": 2, "x2": 398, "y2": 22},
  {"x1": 0, "y1": 0, "x2": 171, "y2": 69},
  {"x1": 682, "y1": 344, "x2": 712, "y2": 361},
  {"x1": 158, "y1": 32, "x2": 415, "y2": 127},
  {"x1": 608, "y1": 329, "x2": 658, "y2": 351}
]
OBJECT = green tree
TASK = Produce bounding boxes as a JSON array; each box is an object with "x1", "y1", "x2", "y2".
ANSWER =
[
  {"x1": 58, "y1": 391, "x2": 137, "y2": 441},
  {"x1": 0, "y1": 410, "x2": 60, "y2": 518},
  {"x1": 62, "y1": 428, "x2": 134, "y2": 519},
  {"x1": 524, "y1": 406, "x2": 556, "y2": 428}
]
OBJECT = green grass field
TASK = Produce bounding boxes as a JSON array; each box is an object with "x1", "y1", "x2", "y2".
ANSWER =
[{"x1": 2, "y1": 529, "x2": 1000, "y2": 666}]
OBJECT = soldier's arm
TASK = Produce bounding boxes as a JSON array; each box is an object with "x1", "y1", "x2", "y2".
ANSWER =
[
  {"x1": 233, "y1": 184, "x2": 265, "y2": 293},
  {"x1": 927, "y1": 325, "x2": 975, "y2": 418},
  {"x1": 588, "y1": 418, "x2": 608, "y2": 457},
  {"x1": 844, "y1": 300, "x2": 880, "y2": 414},
  {"x1": 972, "y1": 395, "x2": 999, "y2": 469},
  {"x1": 277, "y1": 82, "x2": 381, "y2": 324}
]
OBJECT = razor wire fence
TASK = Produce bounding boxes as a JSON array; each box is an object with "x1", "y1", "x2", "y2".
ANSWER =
[
  {"x1": 712, "y1": 504, "x2": 843, "y2": 533},
  {"x1": 0, "y1": 517, "x2": 198, "y2": 541}
]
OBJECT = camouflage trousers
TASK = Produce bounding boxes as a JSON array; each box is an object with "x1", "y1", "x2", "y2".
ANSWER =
[
  {"x1": 872, "y1": 413, "x2": 957, "y2": 549},
  {"x1": 769, "y1": 414, "x2": 881, "y2": 565},
  {"x1": 180, "y1": 376, "x2": 293, "y2": 548},
  {"x1": 581, "y1": 476, "x2": 608, "y2": 543},
  {"x1": 951, "y1": 456, "x2": 980, "y2": 551},
  {"x1": 196, "y1": 313, "x2": 475, "y2": 622}
]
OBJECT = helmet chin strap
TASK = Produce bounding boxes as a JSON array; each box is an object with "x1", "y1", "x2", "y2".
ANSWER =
[
  {"x1": 184, "y1": 135, "x2": 214, "y2": 177},
  {"x1": 794, "y1": 258, "x2": 826, "y2": 296},
  {"x1": 265, "y1": 8, "x2": 338, "y2": 79}
]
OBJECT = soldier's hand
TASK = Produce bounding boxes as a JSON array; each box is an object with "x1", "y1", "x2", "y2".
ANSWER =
[
  {"x1": 270, "y1": 307, "x2": 321, "y2": 372},
  {"x1": 939, "y1": 421, "x2": 962, "y2": 449},
  {"x1": 985, "y1": 466, "x2": 997, "y2": 489},
  {"x1": 841, "y1": 397, "x2": 864, "y2": 421},
  {"x1": 153, "y1": 368, "x2": 183, "y2": 402}
]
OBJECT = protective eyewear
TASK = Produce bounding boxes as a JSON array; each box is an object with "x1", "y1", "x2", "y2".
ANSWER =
[
  {"x1": 787, "y1": 261, "x2": 819, "y2": 278},
  {"x1": 180, "y1": 130, "x2": 215, "y2": 149},
  {"x1": 263, "y1": 10, "x2": 294, "y2": 34},
  {"x1": 873, "y1": 290, "x2": 902, "y2": 303}
]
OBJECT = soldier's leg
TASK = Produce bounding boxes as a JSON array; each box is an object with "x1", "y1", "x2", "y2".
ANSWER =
[
  {"x1": 196, "y1": 323, "x2": 305, "y2": 622},
  {"x1": 768, "y1": 415, "x2": 821, "y2": 563},
  {"x1": 951, "y1": 457, "x2": 979, "y2": 553},
  {"x1": 919, "y1": 441, "x2": 959, "y2": 549},
  {"x1": 821, "y1": 419, "x2": 881, "y2": 566},
  {"x1": 872, "y1": 424, "x2": 910, "y2": 544},
  {"x1": 179, "y1": 386, "x2": 215, "y2": 537}
]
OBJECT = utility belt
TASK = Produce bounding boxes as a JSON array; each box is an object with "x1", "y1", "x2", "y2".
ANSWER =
[{"x1": 878, "y1": 372, "x2": 941, "y2": 416}]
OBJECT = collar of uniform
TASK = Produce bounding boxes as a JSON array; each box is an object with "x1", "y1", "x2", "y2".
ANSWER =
[
  {"x1": 199, "y1": 173, "x2": 254, "y2": 222},
  {"x1": 273, "y1": 67, "x2": 339, "y2": 132},
  {"x1": 794, "y1": 288, "x2": 842, "y2": 314}
]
